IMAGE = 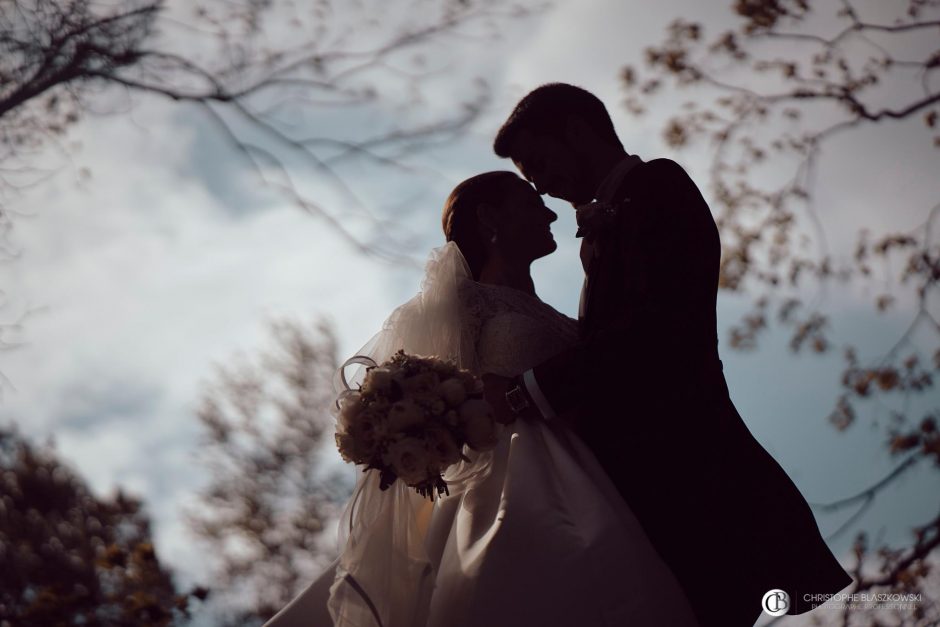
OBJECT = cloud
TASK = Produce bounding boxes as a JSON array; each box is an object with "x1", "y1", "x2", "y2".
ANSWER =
[{"x1": 0, "y1": 94, "x2": 410, "y2": 586}]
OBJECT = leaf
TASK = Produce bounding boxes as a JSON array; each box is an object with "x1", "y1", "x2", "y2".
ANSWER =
[
  {"x1": 829, "y1": 396, "x2": 855, "y2": 431},
  {"x1": 876, "y1": 295, "x2": 895, "y2": 311},
  {"x1": 876, "y1": 369, "x2": 900, "y2": 391},
  {"x1": 889, "y1": 433, "x2": 920, "y2": 453}
]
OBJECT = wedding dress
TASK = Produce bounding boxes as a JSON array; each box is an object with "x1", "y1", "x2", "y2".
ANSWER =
[{"x1": 263, "y1": 243, "x2": 699, "y2": 627}]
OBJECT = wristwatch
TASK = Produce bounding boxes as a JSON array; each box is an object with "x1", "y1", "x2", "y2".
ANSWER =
[{"x1": 505, "y1": 378, "x2": 530, "y2": 414}]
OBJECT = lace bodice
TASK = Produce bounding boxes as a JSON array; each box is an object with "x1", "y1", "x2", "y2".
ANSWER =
[{"x1": 459, "y1": 282, "x2": 579, "y2": 376}]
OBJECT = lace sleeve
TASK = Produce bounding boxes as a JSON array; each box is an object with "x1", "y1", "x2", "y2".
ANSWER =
[{"x1": 471, "y1": 286, "x2": 581, "y2": 377}]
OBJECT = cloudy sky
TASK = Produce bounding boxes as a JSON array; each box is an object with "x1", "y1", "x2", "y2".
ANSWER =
[{"x1": 1, "y1": 0, "x2": 937, "y2": 624}]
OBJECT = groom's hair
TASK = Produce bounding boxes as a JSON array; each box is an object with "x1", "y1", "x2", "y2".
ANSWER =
[
  {"x1": 442, "y1": 171, "x2": 521, "y2": 280},
  {"x1": 493, "y1": 83, "x2": 622, "y2": 157}
]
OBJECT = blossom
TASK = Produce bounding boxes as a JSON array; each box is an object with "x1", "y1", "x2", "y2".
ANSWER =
[
  {"x1": 357, "y1": 410, "x2": 389, "y2": 442},
  {"x1": 366, "y1": 397, "x2": 391, "y2": 414},
  {"x1": 458, "y1": 399, "x2": 499, "y2": 451},
  {"x1": 361, "y1": 367, "x2": 394, "y2": 395},
  {"x1": 387, "y1": 398, "x2": 426, "y2": 433},
  {"x1": 402, "y1": 372, "x2": 441, "y2": 398},
  {"x1": 337, "y1": 403, "x2": 388, "y2": 461},
  {"x1": 337, "y1": 391, "x2": 362, "y2": 431},
  {"x1": 335, "y1": 428, "x2": 377, "y2": 464},
  {"x1": 382, "y1": 436, "x2": 430, "y2": 485},
  {"x1": 438, "y1": 378, "x2": 467, "y2": 406},
  {"x1": 424, "y1": 426, "x2": 462, "y2": 467},
  {"x1": 425, "y1": 398, "x2": 447, "y2": 416}
]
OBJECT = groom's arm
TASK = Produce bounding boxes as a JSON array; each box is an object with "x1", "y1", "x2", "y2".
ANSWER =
[{"x1": 526, "y1": 159, "x2": 719, "y2": 418}]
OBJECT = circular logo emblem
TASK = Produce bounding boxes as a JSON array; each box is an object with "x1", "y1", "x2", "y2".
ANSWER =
[{"x1": 762, "y1": 589, "x2": 790, "y2": 616}]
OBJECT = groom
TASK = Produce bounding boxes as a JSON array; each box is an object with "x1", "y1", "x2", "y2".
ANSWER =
[{"x1": 483, "y1": 83, "x2": 852, "y2": 627}]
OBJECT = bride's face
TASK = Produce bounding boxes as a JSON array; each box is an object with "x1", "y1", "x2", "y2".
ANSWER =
[{"x1": 499, "y1": 178, "x2": 558, "y2": 262}]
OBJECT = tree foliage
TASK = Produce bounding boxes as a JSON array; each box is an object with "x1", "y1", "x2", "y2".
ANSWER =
[
  {"x1": 188, "y1": 318, "x2": 345, "y2": 625},
  {"x1": 0, "y1": 425, "x2": 204, "y2": 626},
  {"x1": 622, "y1": 0, "x2": 939, "y2": 624}
]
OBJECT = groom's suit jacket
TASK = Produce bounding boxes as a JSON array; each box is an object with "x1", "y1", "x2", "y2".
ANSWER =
[{"x1": 531, "y1": 158, "x2": 852, "y2": 627}]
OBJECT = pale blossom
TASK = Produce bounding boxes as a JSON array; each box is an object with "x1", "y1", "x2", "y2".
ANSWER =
[
  {"x1": 358, "y1": 410, "x2": 389, "y2": 442},
  {"x1": 402, "y1": 372, "x2": 441, "y2": 398},
  {"x1": 426, "y1": 398, "x2": 447, "y2": 416},
  {"x1": 382, "y1": 436, "x2": 430, "y2": 485},
  {"x1": 424, "y1": 426, "x2": 462, "y2": 467},
  {"x1": 438, "y1": 378, "x2": 467, "y2": 406},
  {"x1": 362, "y1": 367, "x2": 394, "y2": 395},
  {"x1": 335, "y1": 428, "x2": 377, "y2": 464},
  {"x1": 337, "y1": 392, "x2": 362, "y2": 431},
  {"x1": 458, "y1": 399, "x2": 499, "y2": 451},
  {"x1": 387, "y1": 398, "x2": 426, "y2": 433}
]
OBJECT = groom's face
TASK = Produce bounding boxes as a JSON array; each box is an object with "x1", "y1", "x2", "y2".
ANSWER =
[{"x1": 509, "y1": 129, "x2": 594, "y2": 205}]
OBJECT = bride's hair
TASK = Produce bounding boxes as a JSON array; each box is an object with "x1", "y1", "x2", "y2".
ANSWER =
[{"x1": 442, "y1": 171, "x2": 521, "y2": 280}]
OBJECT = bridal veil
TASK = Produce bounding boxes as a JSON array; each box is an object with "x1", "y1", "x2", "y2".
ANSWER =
[{"x1": 327, "y1": 242, "x2": 496, "y2": 627}]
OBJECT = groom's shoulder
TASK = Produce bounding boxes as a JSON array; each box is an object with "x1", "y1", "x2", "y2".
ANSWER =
[
  {"x1": 643, "y1": 158, "x2": 691, "y2": 182},
  {"x1": 639, "y1": 158, "x2": 705, "y2": 201}
]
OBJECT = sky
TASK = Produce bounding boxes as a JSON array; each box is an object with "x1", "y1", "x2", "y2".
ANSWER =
[{"x1": 1, "y1": 0, "x2": 937, "y2": 624}]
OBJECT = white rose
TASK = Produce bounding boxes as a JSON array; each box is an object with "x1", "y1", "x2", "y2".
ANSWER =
[
  {"x1": 387, "y1": 398, "x2": 426, "y2": 433},
  {"x1": 458, "y1": 399, "x2": 499, "y2": 451},
  {"x1": 382, "y1": 436, "x2": 430, "y2": 485},
  {"x1": 335, "y1": 427, "x2": 377, "y2": 464},
  {"x1": 424, "y1": 426, "x2": 462, "y2": 468},
  {"x1": 402, "y1": 372, "x2": 440, "y2": 398},
  {"x1": 361, "y1": 367, "x2": 394, "y2": 395},
  {"x1": 427, "y1": 398, "x2": 446, "y2": 416},
  {"x1": 337, "y1": 392, "x2": 362, "y2": 431},
  {"x1": 438, "y1": 378, "x2": 467, "y2": 407},
  {"x1": 359, "y1": 411, "x2": 389, "y2": 442}
]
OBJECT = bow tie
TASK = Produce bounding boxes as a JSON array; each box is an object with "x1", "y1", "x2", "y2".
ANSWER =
[{"x1": 575, "y1": 200, "x2": 620, "y2": 240}]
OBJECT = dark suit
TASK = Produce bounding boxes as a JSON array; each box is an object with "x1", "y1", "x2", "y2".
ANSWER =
[{"x1": 532, "y1": 158, "x2": 852, "y2": 626}]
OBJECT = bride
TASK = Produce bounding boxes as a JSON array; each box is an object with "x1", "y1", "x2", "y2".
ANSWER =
[{"x1": 264, "y1": 172, "x2": 700, "y2": 627}]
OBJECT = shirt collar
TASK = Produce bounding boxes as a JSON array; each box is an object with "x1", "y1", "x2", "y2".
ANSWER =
[{"x1": 594, "y1": 154, "x2": 642, "y2": 203}]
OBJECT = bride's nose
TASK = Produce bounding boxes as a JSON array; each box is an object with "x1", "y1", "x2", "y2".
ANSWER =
[{"x1": 547, "y1": 208, "x2": 558, "y2": 223}]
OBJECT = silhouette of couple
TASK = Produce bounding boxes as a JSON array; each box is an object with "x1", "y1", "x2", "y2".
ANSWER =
[{"x1": 265, "y1": 83, "x2": 852, "y2": 627}]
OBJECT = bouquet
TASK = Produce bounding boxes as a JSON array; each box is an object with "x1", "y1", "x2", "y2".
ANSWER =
[{"x1": 334, "y1": 350, "x2": 499, "y2": 499}]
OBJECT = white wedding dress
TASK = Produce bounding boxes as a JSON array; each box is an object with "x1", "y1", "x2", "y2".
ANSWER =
[{"x1": 264, "y1": 243, "x2": 699, "y2": 627}]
